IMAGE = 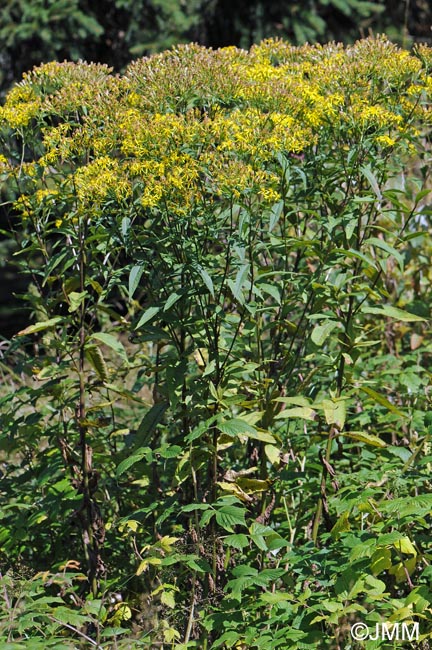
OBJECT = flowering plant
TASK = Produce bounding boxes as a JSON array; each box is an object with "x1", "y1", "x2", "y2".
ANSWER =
[{"x1": 0, "y1": 37, "x2": 431, "y2": 648}]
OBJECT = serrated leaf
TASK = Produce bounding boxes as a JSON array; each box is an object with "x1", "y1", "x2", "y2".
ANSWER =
[
  {"x1": 218, "y1": 418, "x2": 257, "y2": 437},
  {"x1": 116, "y1": 447, "x2": 150, "y2": 477},
  {"x1": 181, "y1": 503, "x2": 210, "y2": 512},
  {"x1": 224, "y1": 534, "x2": 249, "y2": 550},
  {"x1": 215, "y1": 505, "x2": 246, "y2": 532},
  {"x1": 51, "y1": 606, "x2": 88, "y2": 627},
  {"x1": 260, "y1": 591, "x2": 292, "y2": 604}
]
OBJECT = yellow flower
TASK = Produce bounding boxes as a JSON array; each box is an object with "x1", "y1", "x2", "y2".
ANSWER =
[{"x1": 375, "y1": 135, "x2": 396, "y2": 147}]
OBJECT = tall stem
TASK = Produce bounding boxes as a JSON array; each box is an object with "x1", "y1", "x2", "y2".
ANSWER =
[{"x1": 77, "y1": 219, "x2": 102, "y2": 596}]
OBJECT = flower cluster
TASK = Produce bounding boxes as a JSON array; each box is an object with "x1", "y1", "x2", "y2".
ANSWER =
[{"x1": 0, "y1": 36, "x2": 430, "y2": 225}]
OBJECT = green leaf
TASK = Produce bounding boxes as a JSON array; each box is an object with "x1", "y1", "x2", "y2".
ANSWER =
[
  {"x1": 405, "y1": 586, "x2": 430, "y2": 613},
  {"x1": 135, "y1": 306, "x2": 160, "y2": 329},
  {"x1": 129, "y1": 264, "x2": 144, "y2": 298},
  {"x1": 321, "y1": 398, "x2": 347, "y2": 428},
  {"x1": 161, "y1": 590, "x2": 176, "y2": 608},
  {"x1": 359, "y1": 386, "x2": 407, "y2": 417},
  {"x1": 215, "y1": 505, "x2": 246, "y2": 532},
  {"x1": 16, "y1": 317, "x2": 63, "y2": 336},
  {"x1": 67, "y1": 290, "x2": 87, "y2": 313},
  {"x1": 84, "y1": 344, "x2": 109, "y2": 382},
  {"x1": 228, "y1": 264, "x2": 249, "y2": 304},
  {"x1": 181, "y1": 503, "x2": 211, "y2": 513},
  {"x1": 163, "y1": 292, "x2": 182, "y2": 311},
  {"x1": 343, "y1": 431, "x2": 386, "y2": 447},
  {"x1": 195, "y1": 264, "x2": 214, "y2": 298},
  {"x1": 275, "y1": 406, "x2": 316, "y2": 420},
  {"x1": 362, "y1": 305, "x2": 426, "y2": 322},
  {"x1": 51, "y1": 606, "x2": 89, "y2": 627},
  {"x1": 365, "y1": 236, "x2": 404, "y2": 271},
  {"x1": 311, "y1": 320, "x2": 338, "y2": 346},
  {"x1": 185, "y1": 414, "x2": 219, "y2": 442},
  {"x1": 133, "y1": 402, "x2": 169, "y2": 448},
  {"x1": 225, "y1": 533, "x2": 249, "y2": 550},
  {"x1": 116, "y1": 447, "x2": 151, "y2": 477},
  {"x1": 393, "y1": 537, "x2": 417, "y2": 556},
  {"x1": 90, "y1": 332, "x2": 128, "y2": 364},
  {"x1": 274, "y1": 396, "x2": 311, "y2": 406},
  {"x1": 265, "y1": 444, "x2": 280, "y2": 465},
  {"x1": 218, "y1": 418, "x2": 275, "y2": 443},
  {"x1": 330, "y1": 511, "x2": 351, "y2": 540},
  {"x1": 371, "y1": 547, "x2": 392, "y2": 575},
  {"x1": 361, "y1": 164, "x2": 382, "y2": 200},
  {"x1": 268, "y1": 199, "x2": 284, "y2": 232},
  {"x1": 218, "y1": 418, "x2": 257, "y2": 437}
]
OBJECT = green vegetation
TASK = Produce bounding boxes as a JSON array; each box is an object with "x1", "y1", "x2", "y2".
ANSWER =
[{"x1": 0, "y1": 36, "x2": 431, "y2": 648}]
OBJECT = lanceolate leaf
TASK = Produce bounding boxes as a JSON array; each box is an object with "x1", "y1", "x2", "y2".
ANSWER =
[
  {"x1": 132, "y1": 402, "x2": 169, "y2": 448},
  {"x1": 90, "y1": 332, "x2": 128, "y2": 364},
  {"x1": 342, "y1": 431, "x2": 386, "y2": 447},
  {"x1": 365, "y1": 236, "x2": 404, "y2": 271},
  {"x1": 16, "y1": 317, "x2": 63, "y2": 336},
  {"x1": 135, "y1": 306, "x2": 160, "y2": 329},
  {"x1": 361, "y1": 164, "x2": 382, "y2": 201},
  {"x1": 362, "y1": 305, "x2": 426, "y2": 322},
  {"x1": 311, "y1": 320, "x2": 339, "y2": 346},
  {"x1": 84, "y1": 344, "x2": 109, "y2": 382},
  {"x1": 129, "y1": 264, "x2": 144, "y2": 298},
  {"x1": 359, "y1": 386, "x2": 407, "y2": 417}
]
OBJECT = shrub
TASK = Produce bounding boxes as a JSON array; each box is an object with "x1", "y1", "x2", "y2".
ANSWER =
[{"x1": 0, "y1": 36, "x2": 431, "y2": 648}]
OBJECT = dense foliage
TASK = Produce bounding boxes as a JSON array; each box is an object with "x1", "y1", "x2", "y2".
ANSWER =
[{"x1": 0, "y1": 36, "x2": 432, "y2": 648}]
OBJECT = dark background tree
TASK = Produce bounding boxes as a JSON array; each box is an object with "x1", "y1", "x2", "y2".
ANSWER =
[{"x1": 1, "y1": 0, "x2": 431, "y2": 97}]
